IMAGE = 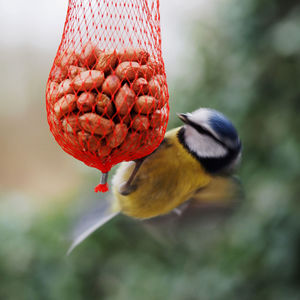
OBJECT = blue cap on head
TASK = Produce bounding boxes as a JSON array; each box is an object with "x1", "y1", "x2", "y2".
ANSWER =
[{"x1": 210, "y1": 109, "x2": 237, "y2": 135}]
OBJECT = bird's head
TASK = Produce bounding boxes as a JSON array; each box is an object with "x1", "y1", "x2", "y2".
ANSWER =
[{"x1": 177, "y1": 108, "x2": 242, "y2": 173}]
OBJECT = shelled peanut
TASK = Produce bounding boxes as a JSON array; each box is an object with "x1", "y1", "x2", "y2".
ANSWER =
[{"x1": 46, "y1": 43, "x2": 168, "y2": 159}]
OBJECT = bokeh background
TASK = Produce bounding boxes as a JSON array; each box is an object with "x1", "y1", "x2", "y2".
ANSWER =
[{"x1": 1, "y1": 0, "x2": 300, "y2": 299}]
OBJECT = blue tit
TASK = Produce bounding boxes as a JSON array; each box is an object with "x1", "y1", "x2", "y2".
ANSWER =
[{"x1": 68, "y1": 108, "x2": 242, "y2": 254}]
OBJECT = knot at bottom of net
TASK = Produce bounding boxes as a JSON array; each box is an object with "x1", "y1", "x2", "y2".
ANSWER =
[
  {"x1": 94, "y1": 172, "x2": 109, "y2": 193},
  {"x1": 94, "y1": 183, "x2": 109, "y2": 193}
]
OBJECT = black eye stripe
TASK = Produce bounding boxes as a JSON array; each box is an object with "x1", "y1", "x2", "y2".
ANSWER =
[{"x1": 187, "y1": 120, "x2": 227, "y2": 148}]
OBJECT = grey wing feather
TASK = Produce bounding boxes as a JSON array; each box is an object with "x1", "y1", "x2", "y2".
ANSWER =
[{"x1": 67, "y1": 197, "x2": 119, "y2": 255}]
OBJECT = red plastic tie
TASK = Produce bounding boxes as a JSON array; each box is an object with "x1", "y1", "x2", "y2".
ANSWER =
[
  {"x1": 94, "y1": 183, "x2": 109, "y2": 193},
  {"x1": 95, "y1": 172, "x2": 109, "y2": 193}
]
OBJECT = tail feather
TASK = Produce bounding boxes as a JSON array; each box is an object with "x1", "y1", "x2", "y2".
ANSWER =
[{"x1": 67, "y1": 197, "x2": 120, "y2": 255}]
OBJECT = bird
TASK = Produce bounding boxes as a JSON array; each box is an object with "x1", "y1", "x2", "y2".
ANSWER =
[{"x1": 68, "y1": 108, "x2": 242, "y2": 254}]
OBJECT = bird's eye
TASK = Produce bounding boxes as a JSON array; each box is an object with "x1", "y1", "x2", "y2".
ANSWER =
[{"x1": 189, "y1": 121, "x2": 227, "y2": 148}]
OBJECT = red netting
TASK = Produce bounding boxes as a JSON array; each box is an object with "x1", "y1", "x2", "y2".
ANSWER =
[{"x1": 45, "y1": 0, "x2": 169, "y2": 186}]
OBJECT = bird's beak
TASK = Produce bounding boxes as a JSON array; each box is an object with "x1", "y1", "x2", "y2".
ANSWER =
[{"x1": 177, "y1": 113, "x2": 189, "y2": 124}]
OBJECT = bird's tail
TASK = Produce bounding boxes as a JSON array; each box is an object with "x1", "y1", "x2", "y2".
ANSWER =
[{"x1": 67, "y1": 196, "x2": 120, "y2": 255}]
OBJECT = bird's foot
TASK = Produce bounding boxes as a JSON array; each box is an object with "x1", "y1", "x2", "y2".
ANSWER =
[
  {"x1": 118, "y1": 158, "x2": 145, "y2": 196},
  {"x1": 119, "y1": 182, "x2": 137, "y2": 196}
]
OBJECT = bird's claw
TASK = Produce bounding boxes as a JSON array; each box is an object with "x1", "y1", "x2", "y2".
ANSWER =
[{"x1": 119, "y1": 182, "x2": 137, "y2": 196}]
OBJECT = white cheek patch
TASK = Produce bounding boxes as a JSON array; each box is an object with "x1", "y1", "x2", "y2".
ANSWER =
[{"x1": 184, "y1": 126, "x2": 227, "y2": 158}]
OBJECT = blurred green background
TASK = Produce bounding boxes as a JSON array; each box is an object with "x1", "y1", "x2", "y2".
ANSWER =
[{"x1": 1, "y1": 0, "x2": 300, "y2": 299}]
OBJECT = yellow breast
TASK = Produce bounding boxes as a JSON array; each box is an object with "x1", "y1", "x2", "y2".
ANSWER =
[{"x1": 112, "y1": 128, "x2": 212, "y2": 219}]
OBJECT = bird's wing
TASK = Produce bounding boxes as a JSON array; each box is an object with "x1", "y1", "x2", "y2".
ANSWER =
[
  {"x1": 67, "y1": 196, "x2": 120, "y2": 255},
  {"x1": 188, "y1": 175, "x2": 243, "y2": 211},
  {"x1": 138, "y1": 177, "x2": 242, "y2": 245}
]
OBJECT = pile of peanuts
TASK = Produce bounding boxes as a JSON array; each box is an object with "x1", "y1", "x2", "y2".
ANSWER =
[{"x1": 46, "y1": 43, "x2": 168, "y2": 159}]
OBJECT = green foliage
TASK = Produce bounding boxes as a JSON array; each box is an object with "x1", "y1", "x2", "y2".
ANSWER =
[{"x1": 1, "y1": 0, "x2": 300, "y2": 299}]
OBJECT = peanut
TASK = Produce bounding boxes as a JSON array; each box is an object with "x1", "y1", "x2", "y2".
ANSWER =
[
  {"x1": 62, "y1": 114, "x2": 81, "y2": 133},
  {"x1": 77, "y1": 92, "x2": 96, "y2": 112},
  {"x1": 118, "y1": 48, "x2": 149, "y2": 65},
  {"x1": 72, "y1": 70, "x2": 104, "y2": 91},
  {"x1": 152, "y1": 75, "x2": 165, "y2": 85},
  {"x1": 50, "y1": 65, "x2": 67, "y2": 83},
  {"x1": 96, "y1": 93, "x2": 114, "y2": 117},
  {"x1": 132, "y1": 78, "x2": 149, "y2": 95},
  {"x1": 115, "y1": 62, "x2": 142, "y2": 81},
  {"x1": 150, "y1": 107, "x2": 168, "y2": 128},
  {"x1": 47, "y1": 81, "x2": 59, "y2": 103},
  {"x1": 57, "y1": 79, "x2": 74, "y2": 98},
  {"x1": 119, "y1": 132, "x2": 142, "y2": 153},
  {"x1": 122, "y1": 114, "x2": 132, "y2": 125},
  {"x1": 134, "y1": 96, "x2": 158, "y2": 114},
  {"x1": 107, "y1": 123, "x2": 128, "y2": 148},
  {"x1": 151, "y1": 75, "x2": 167, "y2": 107},
  {"x1": 147, "y1": 57, "x2": 164, "y2": 74},
  {"x1": 143, "y1": 127, "x2": 164, "y2": 148},
  {"x1": 79, "y1": 113, "x2": 115, "y2": 135},
  {"x1": 102, "y1": 75, "x2": 121, "y2": 96},
  {"x1": 115, "y1": 84, "x2": 136, "y2": 115},
  {"x1": 78, "y1": 131, "x2": 100, "y2": 152},
  {"x1": 78, "y1": 42, "x2": 98, "y2": 67},
  {"x1": 114, "y1": 113, "x2": 132, "y2": 125},
  {"x1": 157, "y1": 91, "x2": 167, "y2": 109},
  {"x1": 140, "y1": 64, "x2": 154, "y2": 81},
  {"x1": 51, "y1": 113, "x2": 61, "y2": 129},
  {"x1": 95, "y1": 50, "x2": 118, "y2": 72},
  {"x1": 54, "y1": 94, "x2": 77, "y2": 119},
  {"x1": 69, "y1": 65, "x2": 86, "y2": 79},
  {"x1": 132, "y1": 115, "x2": 150, "y2": 131},
  {"x1": 55, "y1": 50, "x2": 78, "y2": 71},
  {"x1": 98, "y1": 142, "x2": 112, "y2": 157},
  {"x1": 148, "y1": 78, "x2": 162, "y2": 99}
]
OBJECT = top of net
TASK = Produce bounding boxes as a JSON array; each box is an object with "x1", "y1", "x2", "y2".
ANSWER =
[
  {"x1": 46, "y1": 0, "x2": 169, "y2": 173},
  {"x1": 63, "y1": 0, "x2": 162, "y2": 55}
]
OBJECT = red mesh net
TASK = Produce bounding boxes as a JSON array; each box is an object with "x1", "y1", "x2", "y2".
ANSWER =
[{"x1": 45, "y1": 0, "x2": 169, "y2": 189}]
